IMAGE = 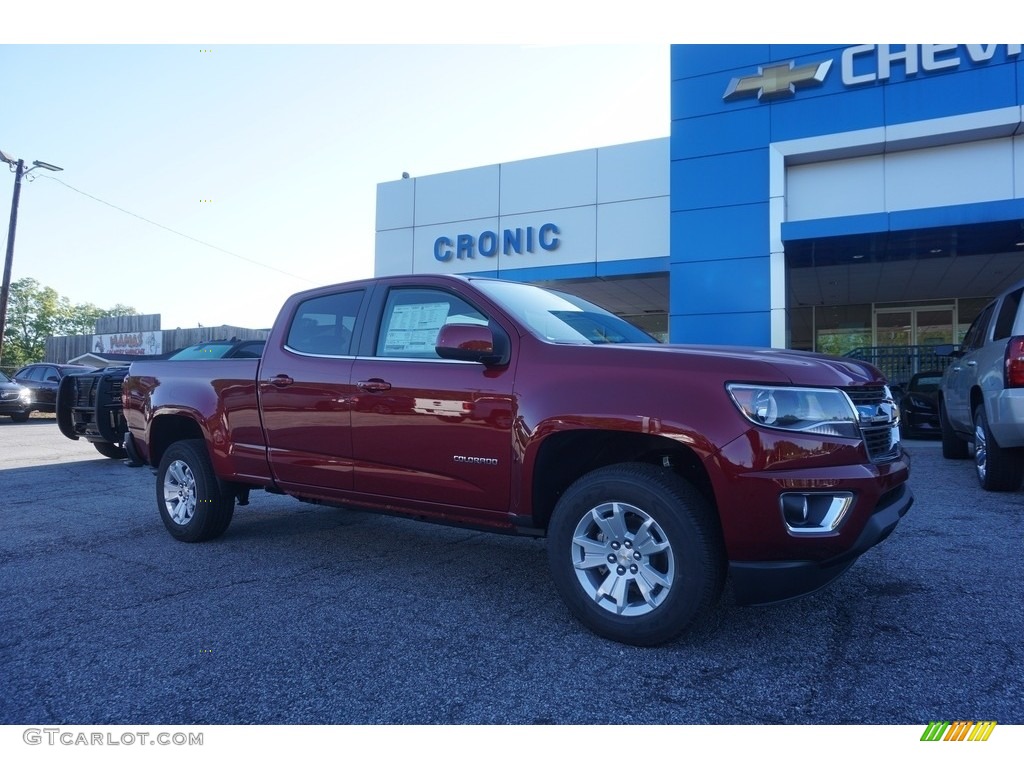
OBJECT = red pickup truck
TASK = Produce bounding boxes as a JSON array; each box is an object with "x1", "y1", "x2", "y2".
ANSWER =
[{"x1": 122, "y1": 274, "x2": 912, "y2": 646}]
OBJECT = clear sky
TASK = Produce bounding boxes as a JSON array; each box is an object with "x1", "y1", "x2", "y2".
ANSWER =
[
  {"x1": 0, "y1": 41, "x2": 668, "y2": 331},
  {"x1": 0, "y1": 4, "x2": 989, "y2": 332}
]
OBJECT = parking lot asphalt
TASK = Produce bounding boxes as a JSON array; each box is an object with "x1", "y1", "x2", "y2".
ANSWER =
[{"x1": 1, "y1": 417, "x2": 1021, "y2": 726}]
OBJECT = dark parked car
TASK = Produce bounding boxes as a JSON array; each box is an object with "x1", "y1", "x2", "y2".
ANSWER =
[
  {"x1": 0, "y1": 370, "x2": 32, "y2": 421},
  {"x1": 898, "y1": 371, "x2": 943, "y2": 439},
  {"x1": 13, "y1": 363, "x2": 96, "y2": 417}
]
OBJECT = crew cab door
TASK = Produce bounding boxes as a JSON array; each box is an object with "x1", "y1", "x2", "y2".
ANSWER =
[
  {"x1": 258, "y1": 287, "x2": 366, "y2": 492},
  {"x1": 349, "y1": 284, "x2": 516, "y2": 519}
]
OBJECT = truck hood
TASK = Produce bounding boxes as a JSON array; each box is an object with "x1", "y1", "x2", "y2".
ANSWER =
[{"x1": 599, "y1": 343, "x2": 888, "y2": 388}]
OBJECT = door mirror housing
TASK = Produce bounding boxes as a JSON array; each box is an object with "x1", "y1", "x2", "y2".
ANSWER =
[{"x1": 436, "y1": 323, "x2": 509, "y2": 366}]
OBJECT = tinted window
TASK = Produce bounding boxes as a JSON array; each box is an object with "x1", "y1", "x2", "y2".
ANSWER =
[
  {"x1": 909, "y1": 374, "x2": 942, "y2": 393},
  {"x1": 286, "y1": 290, "x2": 363, "y2": 356},
  {"x1": 171, "y1": 343, "x2": 237, "y2": 360},
  {"x1": 231, "y1": 342, "x2": 265, "y2": 359},
  {"x1": 377, "y1": 288, "x2": 488, "y2": 359},
  {"x1": 993, "y1": 288, "x2": 1023, "y2": 341},
  {"x1": 962, "y1": 303, "x2": 995, "y2": 353},
  {"x1": 17, "y1": 366, "x2": 42, "y2": 382}
]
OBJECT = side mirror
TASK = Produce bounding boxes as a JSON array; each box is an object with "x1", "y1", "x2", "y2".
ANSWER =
[{"x1": 436, "y1": 323, "x2": 508, "y2": 366}]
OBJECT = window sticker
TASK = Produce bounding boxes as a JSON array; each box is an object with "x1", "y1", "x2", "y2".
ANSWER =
[{"x1": 383, "y1": 302, "x2": 450, "y2": 355}]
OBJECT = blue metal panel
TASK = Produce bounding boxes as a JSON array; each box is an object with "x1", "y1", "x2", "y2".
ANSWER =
[
  {"x1": 671, "y1": 44, "x2": 769, "y2": 80},
  {"x1": 783, "y1": 202, "x2": 1024, "y2": 243},
  {"x1": 671, "y1": 150, "x2": 769, "y2": 211},
  {"x1": 670, "y1": 311, "x2": 773, "y2": 346},
  {"x1": 671, "y1": 72, "x2": 762, "y2": 121},
  {"x1": 670, "y1": 256, "x2": 770, "y2": 315},
  {"x1": 671, "y1": 204, "x2": 769, "y2": 262},
  {"x1": 782, "y1": 212, "x2": 890, "y2": 241},
  {"x1": 768, "y1": 44, "x2": 846, "y2": 61},
  {"x1": 888, "y1": 199, "x2": 1024, "y2": 230},
  {"x1": 480, "y1": 257, "x2": 671, "y2": 285},
  {"x1": 883, "y1": 64, "x2": 1019, "y2": 124},
  {"x1": 596, "y1": 257, "x2": 669, "y2": 277},
  {"x1": 671, "y1": 108, "x2": 771, "y2": 160},
  {"x1": 488, "y1": 263, "x2": 597, "y2": 282},
  {"x1": 769, "y1": 87, "x2": 886, "y2": 141}
]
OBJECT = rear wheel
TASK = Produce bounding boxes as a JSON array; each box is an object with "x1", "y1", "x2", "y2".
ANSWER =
[
  {"x1": 156, "y1": 439, "x2": 235, "y2": 541},
  {"x1": 547, "y1": 462, "x2": 725, "y2": 647},
  {"x1": 973, "y1": 403, "x2": 1024, "y2": 491},
  {"x1": 940, "y1": 400, "x2": 969, "y2": 459}
]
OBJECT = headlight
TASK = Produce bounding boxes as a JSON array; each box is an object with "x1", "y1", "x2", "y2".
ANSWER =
[
  {"x1": 18, "y1": 387, "x2": 31, "y2": 404},
  {"x1": 726, "y1": 384, "x2": 860, "y2": 439}
]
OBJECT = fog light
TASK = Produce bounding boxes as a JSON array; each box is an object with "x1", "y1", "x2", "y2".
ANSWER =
[{"x1": 780, "y1": 492, "x2": 853, "y2": 535}]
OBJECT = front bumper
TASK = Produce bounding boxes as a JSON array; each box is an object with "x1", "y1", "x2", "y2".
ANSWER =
[{"x1": 728, "y1": 482, "x2": 913, "y2": 605}]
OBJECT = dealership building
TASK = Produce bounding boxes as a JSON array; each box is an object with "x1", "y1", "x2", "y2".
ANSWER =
[{"x1": 375, "y1": 44, "x2": 1024, "y2": 375}]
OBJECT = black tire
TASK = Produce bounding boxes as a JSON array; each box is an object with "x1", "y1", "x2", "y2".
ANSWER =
[
  {"x1": 9, "y1": 410, "x2": 30, "y2": 423},
  {"x1": 546, "y1": 462, "x2": 725, "y2": 647},
  {"x1": 973, "y1": 404, "x2": 1024, "y2": 492},
  {"x1": 940, "y1": 400, "x2": 969, "y2": 459},
  {"x1": 93, "y1": 441, "x2": 128, "y2": 460},
  {"x1": 156, "y1": 439, "x2": 235, "y2": 542}
]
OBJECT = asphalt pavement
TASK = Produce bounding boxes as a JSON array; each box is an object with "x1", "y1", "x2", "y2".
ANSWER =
[{"x1": 1, "y1": 416, "x2": 1021, "y2": 726}]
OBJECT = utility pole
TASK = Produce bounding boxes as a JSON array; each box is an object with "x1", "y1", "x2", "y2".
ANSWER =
[{"x1": 0, "y1": 153, "x2": 63, "y2": 366}]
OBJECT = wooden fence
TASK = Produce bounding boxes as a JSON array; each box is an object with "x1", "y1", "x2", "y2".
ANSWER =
[{"x1": 44, "y1": 320, "x2": 271, "y2": 364}]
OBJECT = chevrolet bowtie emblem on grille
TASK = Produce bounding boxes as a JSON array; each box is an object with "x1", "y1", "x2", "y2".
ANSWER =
[{"x1": 723, "y1": 60, "x2": 832, "y2": 102}]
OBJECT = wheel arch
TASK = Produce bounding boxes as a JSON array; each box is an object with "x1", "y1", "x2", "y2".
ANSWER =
[
  {"x1": 528, "y1": 429, "x2": 716, "y2": 533},
  {"x1": 148, "y1": 413, "x2": 205, "y2": 468}
]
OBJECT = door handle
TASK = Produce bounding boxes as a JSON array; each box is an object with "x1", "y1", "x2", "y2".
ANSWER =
[
  {"x1": 357, "y1": 379, "x2": 391, "y2": 392},
  {"x1": 270, "y1": 374, "x2": 294, "y2": 387},
  {"x1": 966, "y1": 361, "x2": 977, "y2": 367}
]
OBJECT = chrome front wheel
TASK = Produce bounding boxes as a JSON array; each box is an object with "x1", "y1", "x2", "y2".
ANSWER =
[
  {"x1": 570, "y1": 501, "x2": 675, "y2": 617},
  {"x1": 547, "y1": 463, "x2": 724, "y2": 646}
]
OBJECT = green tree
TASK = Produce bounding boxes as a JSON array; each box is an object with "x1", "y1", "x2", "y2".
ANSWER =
[{"x1": 1, "y1": 277, "x2": 137, "y2": 368}]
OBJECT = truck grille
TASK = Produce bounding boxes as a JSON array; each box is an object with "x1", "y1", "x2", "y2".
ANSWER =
[
  {"x1": 73, "y1": 375, "x2": 100, "y2": 408},
  {"x1": 841, "y1": 385, "x2": 901, "y2": 463}
]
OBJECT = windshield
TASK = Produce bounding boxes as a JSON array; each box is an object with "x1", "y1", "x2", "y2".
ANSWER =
[
  {"x1": 910, "y1": 374, "x2": 942, "y2": 392},
  {"x1": 169, "y1": 343, "x2": 236, "y2": 360},
  {"x1": 473, "y1": 279, "x2": 657, "y2": 344},
  {"x1": 0, "y1": 371, "x2": 11, "y2": 382}
]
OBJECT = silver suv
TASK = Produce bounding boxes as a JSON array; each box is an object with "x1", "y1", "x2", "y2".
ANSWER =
[{"x1": 939, "y1": 278, "x2": 1024, "y2": 491}]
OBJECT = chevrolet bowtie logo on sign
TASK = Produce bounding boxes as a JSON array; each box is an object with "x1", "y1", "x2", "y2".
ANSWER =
[{"x1": 723, "y1": 60, "x2": 832, "y2": 101}]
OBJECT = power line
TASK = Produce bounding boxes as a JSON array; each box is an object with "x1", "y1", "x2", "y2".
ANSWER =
[{"x1": 38, "y1": 175, "x2": 316, "y2": 285}]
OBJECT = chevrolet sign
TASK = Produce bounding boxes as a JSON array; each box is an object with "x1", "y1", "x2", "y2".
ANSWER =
[{"x1": 724, "y1": 44, "x2": 1022, "y2": 102}]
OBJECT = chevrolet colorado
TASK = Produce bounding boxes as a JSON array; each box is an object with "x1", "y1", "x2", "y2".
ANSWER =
[{"x1": 121, "y1": 274, "x2": 912, "y2": 646}]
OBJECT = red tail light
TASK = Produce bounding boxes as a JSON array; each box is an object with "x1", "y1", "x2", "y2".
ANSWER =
[{"x1": 1006, "y1": 337, "x2": 1024, "y2": 387}]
